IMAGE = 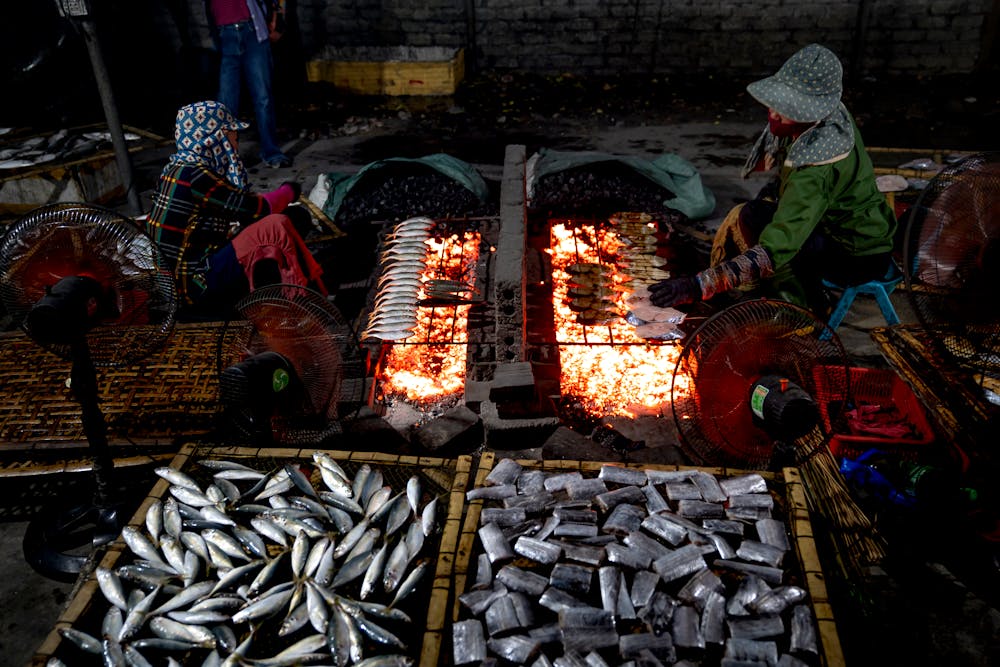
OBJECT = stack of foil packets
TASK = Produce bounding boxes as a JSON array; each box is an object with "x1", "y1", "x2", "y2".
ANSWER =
[{"x1": 453, "y1": 459, "x2": 820, "y2": 667}]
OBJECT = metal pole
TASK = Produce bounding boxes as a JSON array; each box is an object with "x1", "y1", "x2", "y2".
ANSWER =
[{"x1": 78, "y1": 17, "x2": 143, "y2": 217}]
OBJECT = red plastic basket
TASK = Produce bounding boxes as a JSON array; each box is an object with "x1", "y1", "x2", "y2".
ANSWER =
[{"x1": 812, "y1": 365, "x2": 936, "y2": 460}]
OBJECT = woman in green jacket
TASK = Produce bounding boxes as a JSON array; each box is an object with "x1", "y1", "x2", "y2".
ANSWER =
[{"x1": 650, "y1": 43, "x2": 897, "y2": 314}]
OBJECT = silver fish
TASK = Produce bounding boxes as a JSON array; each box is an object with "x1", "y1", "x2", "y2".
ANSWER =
[
  {"x1": 362, "y1": 543, "x2": 390, "y2": 600},
  {"x1": 421, "y1": 496, "x2": 438, "y2": 536},
  {"x1": 58, "y1": 627, "x2": 102, "y2": 654},
  {"x1": 155, "y1": 467, "x2": 201, "y2": 492},
  {"x1": 148, "y1": 617, "x2": 216, "y2": 648},
  {"x1": 96, "y1": 566, "x2": 128, "y2": 611},
  {"x1": 390, "y1": 557, "x2": 430, "y2": 607},
  {"x1": 331, "y1": 550, "x2": 374, "y2": 589},
  {"x1": 121, "y1": 527, "x2": 172, "y2": 571}
]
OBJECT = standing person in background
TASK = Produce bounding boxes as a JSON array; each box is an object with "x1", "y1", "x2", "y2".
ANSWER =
[
  {"x1": 204, "y1": 0, "x2": 292, "y2": 168},
  {"x1": 146, "y1": 101, "x2": 325, "y2": 315}
]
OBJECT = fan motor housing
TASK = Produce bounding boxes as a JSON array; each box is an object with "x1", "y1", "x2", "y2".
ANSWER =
[{"x1": 749, "y1": 374, "x2": 820, "y2": 442}]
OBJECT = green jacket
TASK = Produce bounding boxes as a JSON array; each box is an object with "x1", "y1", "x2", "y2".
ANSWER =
[{"x1": 759, "y1": 119, "x2": 896, "y2": 269}]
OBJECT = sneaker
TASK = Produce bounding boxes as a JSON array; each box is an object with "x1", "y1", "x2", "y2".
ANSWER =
[{"x1": 264, "y1": 155, "x2": 292, "y2": 169}]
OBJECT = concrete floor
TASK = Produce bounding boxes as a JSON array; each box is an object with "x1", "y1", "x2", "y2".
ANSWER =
[{"x1": 1, "y1": 93, "x2": 993, "y2": 665}]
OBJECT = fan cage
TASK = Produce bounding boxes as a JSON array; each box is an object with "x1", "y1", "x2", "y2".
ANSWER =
[
  {"x1": 0, "y1": 202, "x2": 177, "y2": 367},
  {"x1": 671, "y1": 299, "x2": 851, "y2": 469},
  {"x1": 902, "y1": 152, "x2": 1000, "y2": 373}
]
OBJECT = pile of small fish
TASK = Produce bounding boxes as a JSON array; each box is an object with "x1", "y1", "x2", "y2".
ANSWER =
[
  {"x1": 364, "y1": 217, "x2": 435, "y2": 341},
  {"x1": 565, "y1": 263, "x2": 622, "y2": 326},
  {"x1": 50, "y1": 453, "x2": 442, "y2": 667},
  {"x1": 454, "y1": 459, "x2": 819, "y2": 667}
]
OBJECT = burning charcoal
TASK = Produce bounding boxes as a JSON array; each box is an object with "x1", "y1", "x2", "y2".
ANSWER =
[
  {"x1": 756, "y1": 518, "x2": 791, "y2": 551},
  {"x1": 474, "y1": 553, "x2": 493, "y2": 589},
  {"x1": 638, "y1": 591, "x2": 679, "y2": 636},
  {"x1": 653, "y1": 545, "x2": 707, "y2": 583},
  {"x1": 715, "y1": 559, "x2": 785, "y2": 585},
  {"x1": 641, "y1": 484, "x2": 670, "y2": 513},
  {"x1": 497, "y1": 565, "x2": 549, "y2": 596},
  {"x1": 664, "y1": 482, "x2": 703, "y2": 501},
  {"x1": 677, "y1": 568, "x2": 724, "y2": 609},
  {"x1": 728, "y1": 615, "x2": 785, "y2": 640},
  {"x1": 535, "y1": 516, "x2": 560, "y2": 541},
  {"x1": 453, "y1": 619, "x2": 488, "y2": 665},
  {"x1": 607, "y1": 542, "x2": 652, "y2": 570},
  {"x1": 724, "y1": 638, "x2": 779, "y2": 665},
  {"x1": 736, "y1": 540, "x2": 786, "y2": 568},
  {"x1": 748, "y1": 586, "x2": 807, "y2": 615},
  {"x1": 488, "y1": 634, "x2": 542, "y2": 664},
  {"x1": 505, "y1": 491, "x2": 557, "y2": 513},
  {"x1": 468, "y1": 484, "x2": 518, "y2": 501},
  {"x1": 703, "y1": 519, "x2": 745, "y2": 536},
  {"x1": 646, "y1": 470, "x2": 693, "y2": 484},
  {"x1": 677, "y1": 499, "x2": 725, "y2": 519},
  {"x1": 617, "y1": 571, "x2": 637, "y2": 619},
  {"x1": 671, "y1": 605, "x2": 705, "y2": 649},
  {"x1": 620, "y1": 631, "x2": 677, "y2": 661},
  {"x1": 691, "y1": 471, "x2": 728, "y2": 503},
  {"x1": 598, "y1": 566, "x2": 621, "y2": 613},
  {"x1": 529, "y1": 623, "x2": 562, "y2": 645},
  {"x1": 554, "y1": 508, "x2": 598, "y2": 523},
  {"x1": 625, "y1": 530, "x2": 673, "y2": 561},
  {"x1": 553, "y1": 652, "x2": 588, "y2": 667},
  {"x1": 728, "y1": 493, "x2": 775, "y2": 511},
  {"x1": 596, "y1": 485, "x2": 645, "y2": 512},
  {"x1": 720, "y1": 473, "x2": 769, "y2": 497},
  {"x1": 585, "y1": 651, "x2": 611, "y2": 667},
  {"x1": 701, "y1": 590, "x2": 727, "y2": 644},
  {"x1": 550, "y1": 562, "x2": 595, "y2": 596},
  {"x1": 486, "y1": 595, "x2": 523, "y2": 637},
  {"x1": 566, "y1": 478, "x2": 609, "y2": 500},
  {"x1": 641, "y1": 513, "x2": 688, "y2": 546},
  {"x1": 631, "y1": 569, "x2": 661, "y2": 609},
  {"x1": 559, "y1": 607, "x2": 619, "y2": 653},
  {"x1": 598, "y1": 464, "x2": 648, "y2": 486},
  {"x1": 479, "y1": 523, "x2": 514, "y2": 563},
  {"x1": 460, "y1": 585, "x2": 508, "y2": 616},
  {"x1": 540, "y1": 586, "x2": 591, "y2": 614},
  {"x1": 554, "y1": 522, "x2": 599, "y2": 538},
  {"x1": 790, "y1": 605, "x2": 818, "y2": 655},
  {"x1": 544, "y1": 472, "x2": 584, "y2": 492},
  {"x1": 602, "y1": 503, "x2": 647, "y2": 536},
  {"x1": 559, "y1": 542, "x2": 606, "y2": 566},
  {"x1": 518, "y1": 470, "x2": 547, "y2": 495},
  {"x1": 727, "y1": 575, "x2": 772, "y2": 617},
  {"x1": 481, "y1": 507, "x2": 528, "y2": 527},
  {"x1": 515, "y1": 536, "x2": 562, "y2": 564},
  {"x1": 487, "y1": 458, "x2": 524, "y2": 486},
  {"x1": 778, "y1": 654, "x2": 811, "y2": 667}
]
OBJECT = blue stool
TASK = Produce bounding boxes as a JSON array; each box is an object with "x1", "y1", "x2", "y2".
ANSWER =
[{"x1": 820, "y1": 263, "x2": 902, "y2": 340}]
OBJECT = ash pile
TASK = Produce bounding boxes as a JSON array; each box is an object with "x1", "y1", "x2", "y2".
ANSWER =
[
  {"x1": 335, "y1": 163, "x2": 498, "y2": 231},
  {"x1": 454, "y1": 459, "x2": 821, "y2": 666}
]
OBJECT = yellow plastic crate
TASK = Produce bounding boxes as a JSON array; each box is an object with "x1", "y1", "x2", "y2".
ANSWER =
[{"x1": 307, "y1": 46, "x2": 464, "y2": 96}]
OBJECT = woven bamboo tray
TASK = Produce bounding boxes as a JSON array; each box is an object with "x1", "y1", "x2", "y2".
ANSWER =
[
  {"x1": 451, "y1": 452, "x2": 844, "y2": 667},
  {"x1": 0, "y1": 321, "x2": 252, "y2": 452},
  {"x1": 32, "y1": 443, "x2": 472, "y2": 667}
]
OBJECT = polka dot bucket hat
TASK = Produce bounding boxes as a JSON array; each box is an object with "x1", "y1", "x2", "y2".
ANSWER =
[{"x1": 746, "y1": 44, "x2": 843, "y2": 123}]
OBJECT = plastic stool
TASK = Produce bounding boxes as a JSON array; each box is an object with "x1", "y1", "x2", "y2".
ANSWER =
[{"x1": 820, "y1": 263, "x2": 902, "y2": 340}]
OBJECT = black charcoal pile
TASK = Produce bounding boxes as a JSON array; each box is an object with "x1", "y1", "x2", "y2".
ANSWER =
[
  {"x1": 453, "y1": 459, "x2": 821, "y2": 667},
  {"x1": 530, "y1": 164, "x2": 689, "y2": 226},
  {"x1": 335, "y1": 164, "x2": 498, "y2": 231}
]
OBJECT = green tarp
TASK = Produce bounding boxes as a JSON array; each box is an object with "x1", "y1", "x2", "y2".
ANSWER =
[
  {"x1": 528, "y1": 148, "x2": 716, "y2": 220},
  {"x1": 322, "y1": 153, "x2": 489, "y2": 224}
]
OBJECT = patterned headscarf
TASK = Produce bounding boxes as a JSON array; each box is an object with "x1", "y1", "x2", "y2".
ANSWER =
[{"x1": 168, "y1": 101, "x2": 250, "y2": 189}]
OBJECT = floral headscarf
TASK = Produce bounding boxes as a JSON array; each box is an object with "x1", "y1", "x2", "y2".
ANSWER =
[{"x1": 168, "y1": 101, "x2": 250, "y2": 189}]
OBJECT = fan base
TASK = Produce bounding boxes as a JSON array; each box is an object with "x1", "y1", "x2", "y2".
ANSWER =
[{"x1": 22, "y1": 503, "x2": 121, "y2": 583}]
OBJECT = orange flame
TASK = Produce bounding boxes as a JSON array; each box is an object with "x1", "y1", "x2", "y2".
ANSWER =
[
  {"x1": 548, "y1": 220, "x2": 690, "y2": 417},
  {"x1": 381, "y1": 231, "x2": 480, "y2": 402}
]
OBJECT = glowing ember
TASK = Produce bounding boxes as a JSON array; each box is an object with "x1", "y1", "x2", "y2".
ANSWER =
[
  {"x1": 548, "y1": 220, "x2": 691, "y2": 416},
  {"x1": 381, "y1": 230, "x2": 480, "y2": 402}
]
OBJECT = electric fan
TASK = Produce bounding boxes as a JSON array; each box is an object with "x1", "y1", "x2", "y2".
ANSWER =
[
  {"x1": 902, "y1": 151, "x2": 1000, "y2": 397},
  {"x1": 671, "y1": 299, "x2": 850, "y2": 470},
  {"x1": 216, "y1": 284, "x2": 354, "y2": 446},
  {"x1": 0, "y1": 202, "x2": 176, "y2": 579}
]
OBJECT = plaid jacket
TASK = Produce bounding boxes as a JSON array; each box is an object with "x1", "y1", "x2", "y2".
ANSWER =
[{"x1": 146, "y1": 162, "x2": 267, "y2": 303}]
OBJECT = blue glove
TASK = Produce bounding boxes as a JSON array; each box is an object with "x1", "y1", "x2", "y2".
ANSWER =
[{"x1": 649, "y1": 276, "x2": 701, "y2": 308}]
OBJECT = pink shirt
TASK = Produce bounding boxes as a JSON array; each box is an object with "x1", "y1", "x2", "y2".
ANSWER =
[{"x1": 210, "y1": 0, "x2": 251, "y2": 27}]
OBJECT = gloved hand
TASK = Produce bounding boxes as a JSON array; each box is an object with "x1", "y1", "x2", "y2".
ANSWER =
[
  {"x1": 262, "y1": 181, "x2": 300, "y2": 214},
  {"x1": 649, "y1": 276, "x2": 701, "y2": 308}
]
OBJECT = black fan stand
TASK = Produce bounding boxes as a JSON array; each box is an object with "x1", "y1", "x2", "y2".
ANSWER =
[{"x1": 22, "y1": 338, "x2": 122, "y2": 582}]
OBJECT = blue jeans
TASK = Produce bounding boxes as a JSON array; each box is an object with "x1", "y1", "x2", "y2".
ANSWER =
[{"x1": 216, "y1": 21, "x2": 285, "y2": 162}]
